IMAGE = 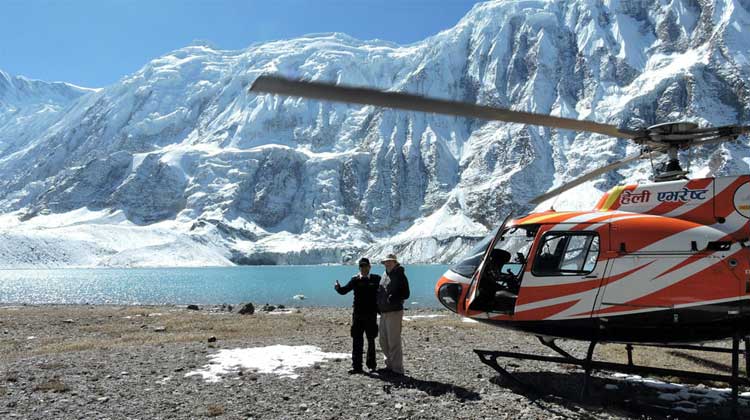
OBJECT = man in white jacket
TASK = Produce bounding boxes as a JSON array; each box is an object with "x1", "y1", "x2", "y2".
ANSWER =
[{"x1": 376, "y1": 253, "x2": 410, "y2": 375}]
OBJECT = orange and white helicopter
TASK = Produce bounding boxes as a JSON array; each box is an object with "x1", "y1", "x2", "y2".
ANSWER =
[{"x1": 251, "y1": 76, "x2": 750, "y2": 402}]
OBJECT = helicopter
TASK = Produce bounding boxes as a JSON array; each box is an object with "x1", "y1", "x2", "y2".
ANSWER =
[{"x1": 250, "y1": 75, "x2": 750, "y2": 406}]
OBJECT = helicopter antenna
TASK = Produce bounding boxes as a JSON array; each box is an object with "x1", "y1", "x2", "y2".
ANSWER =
[
  {"x1": 549, "y1": 191, "x2": 562, "y2": 211},
  {"x1": 648, "y1": 148, "x2": 656, "y2": 174}
]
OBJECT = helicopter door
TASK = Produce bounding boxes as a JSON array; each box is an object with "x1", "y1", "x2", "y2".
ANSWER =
[
  {"x1": 465, "y1": 215, "x2": 514, "y2": 314},
  {"x1": 516, "y1": 228, "x2": 607, "y2": 319}
]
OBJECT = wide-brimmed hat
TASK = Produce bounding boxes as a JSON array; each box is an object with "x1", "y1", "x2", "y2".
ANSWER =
[{"x1": 380, "y1": 253, "x2": 398, "y2": 263}]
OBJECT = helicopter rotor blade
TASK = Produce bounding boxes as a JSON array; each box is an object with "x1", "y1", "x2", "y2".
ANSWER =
[
  {"x1": 529, "y1": 150, "x2": 661, "y2": 205},
  {"x1": 686, "y1": 125, "x2": 750, "y2": 148},
  {"x1": 681, "y1": 124, "x2": 750, "y2": 135},
  {"x1": 250, "y1": 75, "x2": 639, "y2": 140},
  {"x1": 690, "y1": 136, "x2": 744, "y2": 148}
]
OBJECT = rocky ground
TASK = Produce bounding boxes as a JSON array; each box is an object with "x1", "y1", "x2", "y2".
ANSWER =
[{"x1": 1, "y1": 304, "x2": 749, "y2": 419}]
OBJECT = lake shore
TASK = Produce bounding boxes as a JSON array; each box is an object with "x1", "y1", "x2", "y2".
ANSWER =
[{"x1": 1, "y1": 304, "x2": 748, "y2": 419}]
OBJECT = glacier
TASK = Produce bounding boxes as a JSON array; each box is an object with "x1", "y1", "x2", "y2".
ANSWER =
[{"x1": 1, "y1": 0, "x2": 749, "y2": 268}]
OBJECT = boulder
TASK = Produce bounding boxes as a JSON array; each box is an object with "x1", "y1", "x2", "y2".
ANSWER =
[{"x1": 238, "y1": 303, "x2": 255, "y2": 315}]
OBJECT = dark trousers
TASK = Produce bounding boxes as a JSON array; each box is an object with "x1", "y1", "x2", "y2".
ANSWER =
[{"x1": 351, "y1": 314, "x2": 378, "y2": 370}]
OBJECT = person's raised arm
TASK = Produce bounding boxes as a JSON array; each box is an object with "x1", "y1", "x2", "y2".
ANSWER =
[{"x1": 335, "y1": 277, "x2": 354, "y2": 295}]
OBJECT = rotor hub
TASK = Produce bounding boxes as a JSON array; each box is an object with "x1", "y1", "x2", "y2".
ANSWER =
[{"x1": 646, "y1": 122, "x2": 699, "y2": 134}]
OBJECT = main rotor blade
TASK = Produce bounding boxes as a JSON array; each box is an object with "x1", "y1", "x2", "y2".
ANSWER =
[
  {"x1": 687, "y1": 126, "x2": 750, "y2": 148},
  {"x1": 690, "y1": 135, "x2": 743, "y2": 148},
  {"x1": 682, "y1": 124, "x2": 750, "y2": 136},
  {"x1": 251, "y1": 75, "x2": 638, "y2": 139},
  {"x1": 529, "y1": 151, "x2": 659, "y2": 205}
]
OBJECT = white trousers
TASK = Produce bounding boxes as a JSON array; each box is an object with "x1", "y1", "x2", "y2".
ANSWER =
[{"x1": 379, "y1": 310, "x2": 404, "y2": 374}]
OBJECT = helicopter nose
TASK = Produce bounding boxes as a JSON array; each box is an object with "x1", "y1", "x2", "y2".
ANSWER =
[{"x1": 435, "y1": 271, "x2": 470, "y2": 314}]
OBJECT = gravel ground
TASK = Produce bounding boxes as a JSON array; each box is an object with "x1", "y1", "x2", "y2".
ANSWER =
[{"x1": 1, "y1": 304, "x2": 748, "y2": 419}]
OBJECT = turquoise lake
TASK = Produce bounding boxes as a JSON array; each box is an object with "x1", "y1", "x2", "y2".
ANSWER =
[{"x1": 0, "y1": 265, "x2": 450, "y2": 308}]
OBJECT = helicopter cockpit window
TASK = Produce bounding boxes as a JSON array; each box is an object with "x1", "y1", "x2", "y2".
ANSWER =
[
  {"x1": 467, "y1": 226, "x2": 536, "y2": 313},
  {"x1": 532, "y1": 232, "x2": 599, "y2": 276},
  {"x1": 490, "y1": 227, "x2": 534, "y2": 276},
  {"x1": 450, "y1": 225, "x2": 536, "y2": 278},
  {"x1": 449, "y1": 226, "x2": 501, "y2": 278}
]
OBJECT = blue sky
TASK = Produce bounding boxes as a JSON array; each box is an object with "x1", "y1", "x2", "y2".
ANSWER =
[{"x1": 1, "y1": 0, "x2": 483, "y2": 88}]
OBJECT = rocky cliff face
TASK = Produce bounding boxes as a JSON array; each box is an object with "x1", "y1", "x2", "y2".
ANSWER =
[{"x1": 1, "y1": 0, "x2": 749, "y2": 267}]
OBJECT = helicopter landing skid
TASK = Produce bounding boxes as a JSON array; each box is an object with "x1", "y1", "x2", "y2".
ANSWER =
[{"x1": 475, "y1": 335, "x2": 750, "y2": 417}]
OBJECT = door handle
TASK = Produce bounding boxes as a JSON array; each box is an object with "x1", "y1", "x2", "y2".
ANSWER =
[{"x1": 583, "y1": 275, "x2": 598, "y2": 279}]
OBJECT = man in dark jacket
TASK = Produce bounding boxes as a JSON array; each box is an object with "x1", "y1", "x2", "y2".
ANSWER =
[
  {"x1": 335, "y1": 257, "x2": 381, "y2": 374},
  {"x1": 377, "y1": 253, "x2": 410, "y2": 375}
]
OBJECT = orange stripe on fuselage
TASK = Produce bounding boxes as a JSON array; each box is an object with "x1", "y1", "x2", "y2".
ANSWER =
[
  {"x1": 591, "y1": 252, "x2": 745, "y2": 316},
  {"x1": 571, "y1": 213, "x2": 617, "y2": 231},
  {"x1": 652, "y1": 252, "x2": 712, "y2": 281},
  {"x1": 514, "y1": 211, "x2": 590, "y2": 226},
  {"x1": 651, "y1": 230, "x2": 740, "y2": 280},
  {"x1": 511, "y1": 299, "x2": 580, "y2": 321},
  {"x1": 517, "y1": 261, "x2": 654, "y2": 306},
  {"x1": 609, "y1": 216, "x2": 706, "y2": 254}
]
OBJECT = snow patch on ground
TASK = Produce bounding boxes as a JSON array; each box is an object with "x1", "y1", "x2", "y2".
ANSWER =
[
  {"x1": 267, "y1": 309, "x2": 296, "y2": 315},
  {"x1": 403, "y1": 314, "x2": 448, "y2": 321},
  {"x1": 611, "y1": 373, "x2": 750, "y2": 409},
  {"x1": 186, "y1": 345, "x2": 349, "y2": 382}
]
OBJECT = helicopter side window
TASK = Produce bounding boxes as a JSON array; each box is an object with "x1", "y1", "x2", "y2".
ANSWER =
[
  {"x1": 582, "y1": 236, "x2": 599, "y2": 272},
  {"x1": 532, "y1": 232, "x2": 600, "y2": 276}
]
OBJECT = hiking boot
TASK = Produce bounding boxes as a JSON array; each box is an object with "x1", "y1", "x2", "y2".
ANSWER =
[{"x1": 348, "y1": 368, "x2": 364, "y2": 375}]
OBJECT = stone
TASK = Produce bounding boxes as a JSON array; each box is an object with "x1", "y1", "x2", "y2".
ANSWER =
[
  {"x1": 187, "y1": 305, "x2": 200, "y2": 311},
  {"x1": 208, "y1": 336, "x2": 217, "y2": 343}
]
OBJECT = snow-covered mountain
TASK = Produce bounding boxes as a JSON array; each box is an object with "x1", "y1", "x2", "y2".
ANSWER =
[
  {"x1": 1, "y1": 0, "x2": 749, "y2": 268},
  {"x1": 0, "y1": 70, "x2": 97, "y2": 156}
]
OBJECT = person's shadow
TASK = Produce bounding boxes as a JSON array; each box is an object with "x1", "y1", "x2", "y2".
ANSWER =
[{"x1": 371, "y1": 370, "x2": 481, "y2": 401}]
